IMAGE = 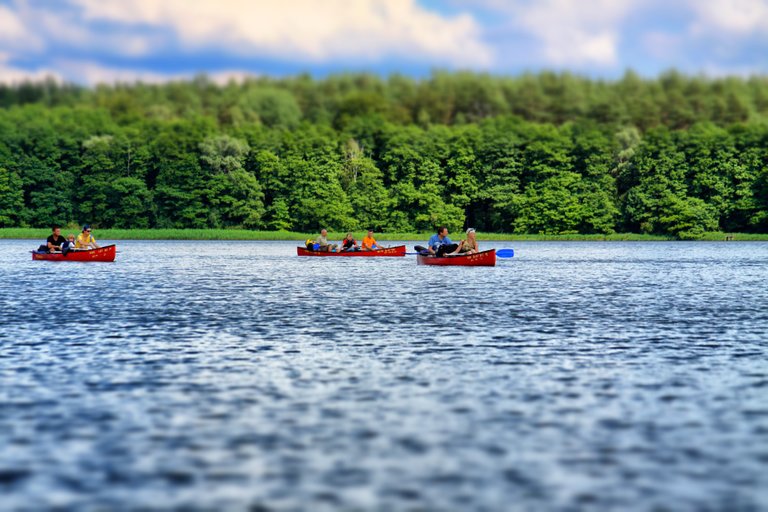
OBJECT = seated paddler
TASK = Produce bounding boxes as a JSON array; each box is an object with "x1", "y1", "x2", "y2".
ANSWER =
[
  {"x1": 361, "y1": 230, "x2": 381, "y2": 251},
  {"x1": 447, "y1": 228, "x2": 479, "y2": 255},
  {"x1": 316, "y1": 229, "x2": 338, "y2": 252},
  {"x1": 341, "y1": 232, "x2": 361, "y2": 251},
  {"x1": 42, "y1": 225, "x2": 67, "y2": 253},
  {"x1": 427, "y1": 226, "x2": 458, "y2": 257},
  {"x1": 75, "y1": 225, "x2": 100, "y2": 249}
]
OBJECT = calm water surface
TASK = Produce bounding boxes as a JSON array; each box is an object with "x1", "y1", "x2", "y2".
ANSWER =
[{"x1": 1, "y1": 240, "x2": 767, "y2": 511}]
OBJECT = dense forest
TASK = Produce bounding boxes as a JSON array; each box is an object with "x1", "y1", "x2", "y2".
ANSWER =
[{"x1": 0, "y1": 70, "x2": 766, "y2": 238}]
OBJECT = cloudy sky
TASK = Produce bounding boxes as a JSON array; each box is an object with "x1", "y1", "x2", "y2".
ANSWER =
[{"x1": 0, "y1": 0, "x2": 766, "y2": 84}]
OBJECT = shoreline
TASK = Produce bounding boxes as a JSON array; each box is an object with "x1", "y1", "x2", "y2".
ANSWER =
[{"x1": 2, "y1": 228, "x2": 767, "y2": 242}]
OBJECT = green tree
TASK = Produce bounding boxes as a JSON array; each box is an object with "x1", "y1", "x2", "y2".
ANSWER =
[
  {"x1": 343, "y1": 141, "x2": 393, "y2": 230},
  {"x1": 75, "y1": 134, "x2": 152, "y2": 227},
  {"x1": 283, "y1": 155, "x2": 354, "y2": 231},
  {"x1": 199, "y1": 135, "x2": 264, "y2": 228},
  {"x1": 108, "y1": 177, "x2": 152, "y2": 228},
  {"x1": 238, "y1": 86, "x2": 302, "y2": 129},
  {"x1": 0, "y1": 71, "x2": 766, "y2": 235},
  {"x1": 253, "y1": 149, "x2": 292, "y2": 230},
  {"x1": 515, "y1": 172, "x2": 583, "y2": 234},
  {"x1": 0, "y1": 167, "x2": 24, "y2": 227}
]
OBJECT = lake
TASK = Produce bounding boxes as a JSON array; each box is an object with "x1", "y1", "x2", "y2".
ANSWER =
[{"x1": 1, "y1": 240, "x2": 766, "y2": 511}]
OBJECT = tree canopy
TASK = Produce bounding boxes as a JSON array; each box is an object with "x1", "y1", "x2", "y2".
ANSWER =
[{"x1": 1, "y1": 71, "x2": 766, "y2": 236}]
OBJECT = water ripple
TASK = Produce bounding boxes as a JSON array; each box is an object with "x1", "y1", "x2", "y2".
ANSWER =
[{"x1": 0, "y1": 240, "x2": 767, "y2": 510}]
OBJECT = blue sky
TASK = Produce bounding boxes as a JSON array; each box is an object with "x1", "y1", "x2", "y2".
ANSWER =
[{"x1": 0, "y1": 0, "x2": 766, "y2": 84}]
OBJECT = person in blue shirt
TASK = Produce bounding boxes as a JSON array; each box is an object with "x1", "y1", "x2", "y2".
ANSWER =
[{"x1": 427, "y1": 226, "x2": 459, "y2": 256}]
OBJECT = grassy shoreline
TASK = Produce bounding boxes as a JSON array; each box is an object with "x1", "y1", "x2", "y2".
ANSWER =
[{"x1": 2, "y1": 228, "x2": 767, "y2": 241}]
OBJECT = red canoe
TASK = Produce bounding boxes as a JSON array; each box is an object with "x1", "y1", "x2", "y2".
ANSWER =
[
  {"x1": 297, "y1": 245, "x2": 406, "y2": 257},
  {"x1": 416, "y1": 248, "x2": 496, "y2": 267},
  {"x1": 32, "y1": 244, "x2": 117, "y2": 262}
]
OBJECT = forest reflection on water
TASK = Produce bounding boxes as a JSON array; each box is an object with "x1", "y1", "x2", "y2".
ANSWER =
[{"x1": 1, "y1": 240, "x2": 766, "y2": 510}]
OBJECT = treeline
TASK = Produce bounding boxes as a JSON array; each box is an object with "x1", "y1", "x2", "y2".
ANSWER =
[{"x1": 0, "y1": 71, "x2": 766, "y2": 237}]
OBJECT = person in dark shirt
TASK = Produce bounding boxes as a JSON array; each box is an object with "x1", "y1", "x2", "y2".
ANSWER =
[
  {"x1": 45, "y1": 225, "x2": 67, "y2": 253},
  {"x1": 341, "y1": 232, "x2": 360, "y2": 252}
]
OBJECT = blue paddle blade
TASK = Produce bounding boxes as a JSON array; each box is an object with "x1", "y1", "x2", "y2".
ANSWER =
[{"x1": 496, "y1": 248, "x2": 514, "y2": 258}]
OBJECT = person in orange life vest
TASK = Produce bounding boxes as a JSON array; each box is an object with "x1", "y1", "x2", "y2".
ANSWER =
[{"x1": 361, "y1": 230, "x2": 382, "y2": 251}]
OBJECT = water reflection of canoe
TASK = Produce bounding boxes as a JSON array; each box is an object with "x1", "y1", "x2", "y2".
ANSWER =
[
  {"x1": 416, "y1": 248, "x2": 496, "y2": 267},
  {"x1": 31, "y1": 245, "x2": 117, "y2": 262},
  {"x1": 297, "y1": 245, "x2": 406, "y2": 257}
]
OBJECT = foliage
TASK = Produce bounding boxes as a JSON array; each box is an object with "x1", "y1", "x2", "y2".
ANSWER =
[
  {"x1": 4, "y1": 227, "x2": 768, "y2": 241},
  {"x1": 0, "y1": 167, "x2": 24, "y2": 227},
  {"x1": 0, "y1": 71, "x2": 766, "y2": 237}
]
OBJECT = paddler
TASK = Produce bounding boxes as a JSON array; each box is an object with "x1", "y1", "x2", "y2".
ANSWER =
[
  {"x1": 361, "y1": 229, "x2": 381, "y2": 251},
  {"x1": 316, "y1": 229, "x2": 337, "y2": 252},
  {"x1": 75, "y1": 225, "x2": 100, "y2": 249},
  {"x1": 428, "y1": 226, "x2": 458, "y2": 256}
]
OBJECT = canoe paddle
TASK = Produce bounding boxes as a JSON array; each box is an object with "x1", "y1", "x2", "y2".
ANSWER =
[{"x1": 407, "y1": 248, "x2": 515, "y2": 258}]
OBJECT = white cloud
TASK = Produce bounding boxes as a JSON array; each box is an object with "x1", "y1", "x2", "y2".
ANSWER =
[
  {"x1": 698, "y1": 63, "x2": 767, "y2": 77},
  {"x1": 0, "y1": 48, "x2": 253, "y2": 85},
  {"x1": 33, "y1": 7, "x2": 93, "y2": 48},
  {"x1": 0, "y1": 52, "x2": 62, "y2": 83},
  {"x1": 0, "y1": 3, "x2": 43, "y2": 50},
  {"x1": 57, "y1": 60, "x2": 182, "y2": 84},
  {"x1": 0, "y1": 5, "x2": 24, "y2": 39},
  {"x1": 471, "y1": 0, "x2": 768, "y2": 73},
  {"x1": 1, "y1": 0, "x2": 766, "y2": 83},
  {"x1": 69, "y1": 0, "x2": 493, "y2": 66},
  {"x1": 50, "y1": 59, "x2": 256, "y2": 85},
  {"x1": 5, "y1": 1, "x2": 183, "y2": 59},
  {"x1": 689, "y1": 0, "x2": 768, "y2": 34},
  {"x1": 476, "y1": 0, "x2": 636, "y2": 67}
]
